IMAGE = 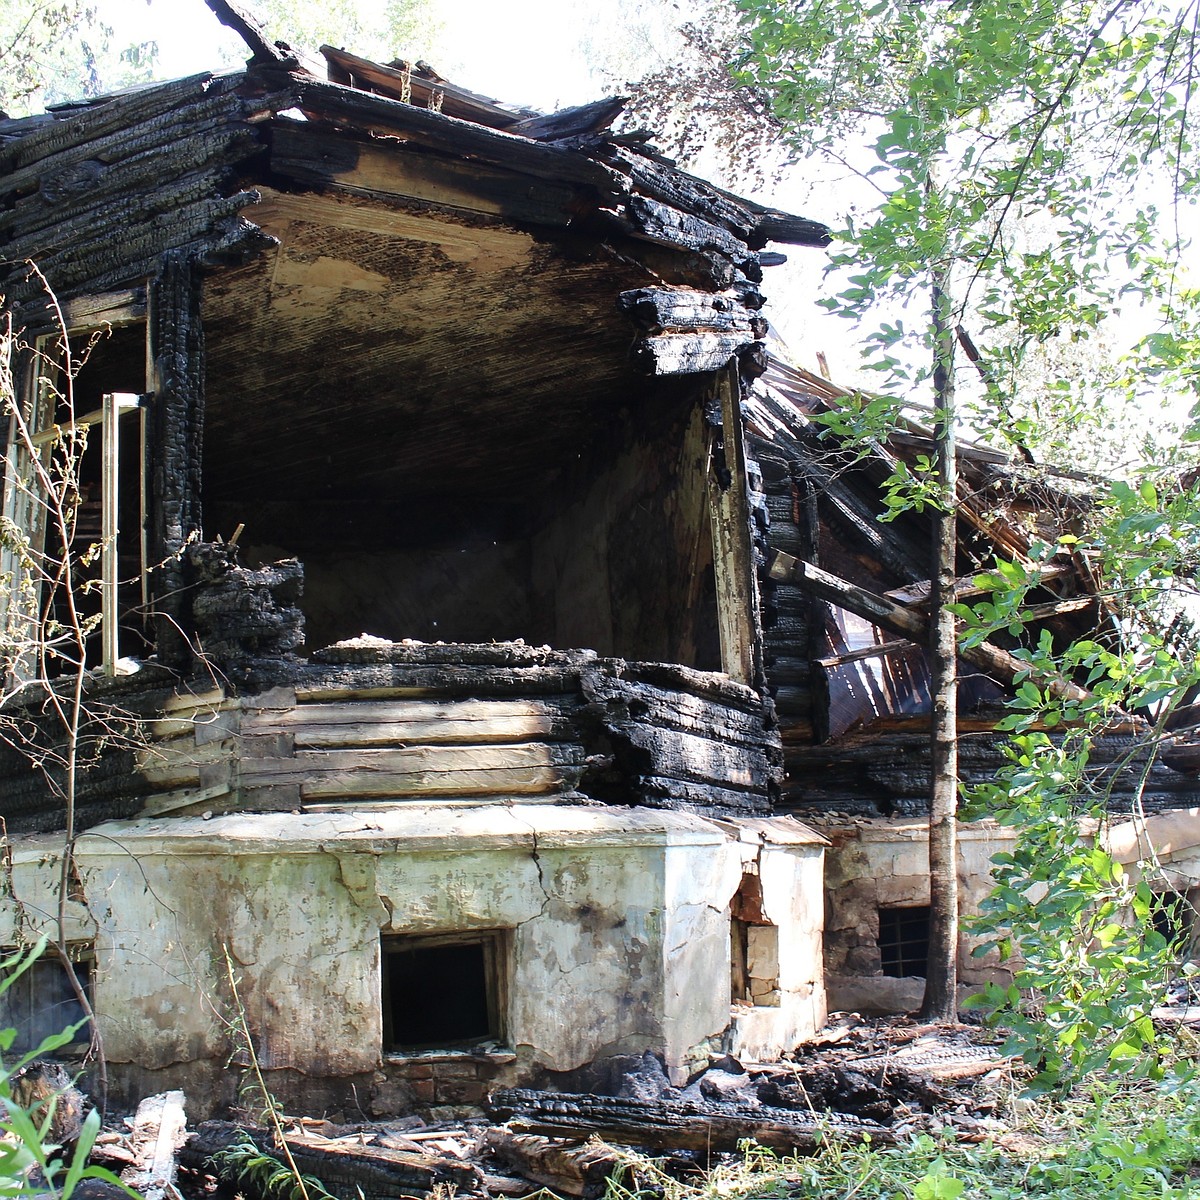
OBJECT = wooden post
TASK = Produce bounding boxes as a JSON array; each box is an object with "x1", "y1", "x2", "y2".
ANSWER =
[{"x1": 707, "y1": 362, "x2": 762, "y2": 685}]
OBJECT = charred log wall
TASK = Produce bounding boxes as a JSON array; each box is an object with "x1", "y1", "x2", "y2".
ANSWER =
[
  {"x1": 0, "y1": 73, "x2": 272, "y2": 305},
  {"x1": 1, "y1": 641, "x2": 780, "y2": 832}
]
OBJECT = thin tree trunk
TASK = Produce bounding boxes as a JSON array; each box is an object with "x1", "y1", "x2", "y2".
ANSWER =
[{"x1": 920, "y1": 270, "x2": 959, "y2": 1022}]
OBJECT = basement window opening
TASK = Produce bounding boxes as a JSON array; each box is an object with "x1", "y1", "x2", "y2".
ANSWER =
[
  {"x1": 878, "y1": 905, "x2": 930, "y2": 978},
  {"x1": 382, "y1": 931, "x2": 506, "y2": 1052},
  {"x1": 1151, "y1": 889, "x2": 1196, "y2": 953},
  {"x1": 0, "y1": 943, "x2": 94, "y2": 1055}
]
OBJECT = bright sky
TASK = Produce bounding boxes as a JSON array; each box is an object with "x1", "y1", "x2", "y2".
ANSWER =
[
  {"x1": 87, "y1": 0, "x2": 1193, "y2": 446},
  {"x1": 98, "y1": 0, "x2": 619, "y2": 110}
]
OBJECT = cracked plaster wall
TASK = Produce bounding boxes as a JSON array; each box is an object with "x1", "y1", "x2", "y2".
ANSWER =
[{"x1": 2, "y1": 806, "x2": 825, "y2": 1114}]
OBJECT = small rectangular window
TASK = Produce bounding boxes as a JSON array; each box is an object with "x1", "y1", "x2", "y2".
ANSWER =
[
  {"x1": 381, "y1": 931, "x2": 506, "y2": 1052},
  {"x1": 0, "y1": 945, "x2": 93, "y2": 1055},
  {"x1": 878, "y1": 905, "x2": 930, "y2": 978}
]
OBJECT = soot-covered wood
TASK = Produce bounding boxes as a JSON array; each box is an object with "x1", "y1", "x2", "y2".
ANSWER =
[{"x1": 488, "y1": 1089, "x2": 893, "y2": 1152}]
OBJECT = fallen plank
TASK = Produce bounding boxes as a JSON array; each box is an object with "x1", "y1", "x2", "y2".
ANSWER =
[
  {"x1": 488, "y1": 1089, "x2": 893, "y2": 1153},
  {"x1": 182, "y1": 1121, "x2": 484, "y2": 1200},
  {"x1": 122, "y1": 1090, "x2": 187, "y2": 1200}
]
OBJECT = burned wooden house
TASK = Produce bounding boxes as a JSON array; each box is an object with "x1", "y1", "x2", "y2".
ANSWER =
[
  {"x1": 0, "y1": 27, "x2": 833, "y2": 1113},
  {"x1": 2, "y1": 14, "x2": 1196, "y2": 1116}
]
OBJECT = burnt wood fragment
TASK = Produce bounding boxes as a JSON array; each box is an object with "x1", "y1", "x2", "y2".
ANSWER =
[
  {"x1": 770, "y1": 550, "x2": 1094, "y2": 706},
  {"x1": 482, "y1": 1129, "x2": 619, "y2": 1198},
  {"x1": 0, "y1": 74, "x2": 223, "y2": 174},
  {"x1": 182, "y1": 1121, "x2": 483, "y2": 1200},
  {"x1": 320, "y1": 45, "x2": 536, "y2": 128},
  {"x1": 203, "y1": 0, "x2": 298, "y2": 66},
  {"x1": 488, "y1": 1089, "x2": 893, "y2": 1152},
  {"x1": 620, "y1": 194, "x2": 748, "y2": 260},
  {"x1": 510, "y1": 96, "x2": 629, "y2": 141},
  {"x1": 635, "y1": 333, "x2": 758, "y2": 376},
  {"x1": 618, "y1": 287, "x2": 765, "y2": 336},
  {"x1": 752, "y1": 212, "x2": 831, "y2": 247}
]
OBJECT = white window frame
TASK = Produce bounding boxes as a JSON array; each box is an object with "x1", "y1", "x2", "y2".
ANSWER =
[{"x1": 2, "y1": 296, "x2": 148, "y2": 679}]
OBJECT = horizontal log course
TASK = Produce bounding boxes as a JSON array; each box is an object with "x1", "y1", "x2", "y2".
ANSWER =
[
  {"x1": 620, "y1": 193, "x2": 748, "y2": 259},
  {"x1": 634, "y1": 332, "x2": 753, "y2": 375},
  {"x1": 0, "y1": 89, "x2": 253, "y2": 202},
  {"x1": 4, "y1": 190, "x2": 262, "y2": 301},
  {"x1": 293, "y1": 78, "x2": 622, "y2": 193},
  {"x1": 296, "y1": 664, "x2": 585, "y2": 700},
  {"x1": 239, "y1": 742, "x2": 587, "y2": 799},
  {"x1": 242, "y1": 697, "x2": 577, "y2": 746},
  {"x1": 488, "y1": 1089, "x2": 892, "y2": 1152},
  {"x1": 605, "y1": 144, "x2": 831, "y2": 252},
  {"x1": 581, "y1": 673, "x2": 773, "y2": 748},
  {"x1": 0, "y1": 73, "x2": 226, "y2": 174},
  {"x1": 269, "y1": 121, "x2": 582, "y2": 226},
  {"x1": 616, "y1": 723, "x2": 773, "y2": 790},
  {"x1": 636, "y1": 774, "x2": 772, "y2": 815},
  {"x1": 1, "y1": 125, "x2": 260, "y2": 246}
]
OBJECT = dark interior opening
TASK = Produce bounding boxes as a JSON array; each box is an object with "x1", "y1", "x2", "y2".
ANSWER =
[
  {"x1": 878, "y1": 904, "x2": 930, "y2": 978},
  {"x1": 382, "y1": 933, "x2": 503, "y2": 1051},
  {"x1": 200, "y1": 214, "x2": 722, "y2": 668},
  {"x1": 0, "y1": 945, "x2": 93, "y2": 1054}
]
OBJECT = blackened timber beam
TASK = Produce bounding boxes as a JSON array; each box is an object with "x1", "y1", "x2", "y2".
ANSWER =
[
  {"x1": 489, "y1": 1090, "x2": 893, "y2": 1153},
  {"x1": 320, "y1": 45, "x2": 536, "y2": 128},
  {"x1": 620, "y1": 193, "x2": 747, "y2": 259},
  {"x1": 752, "y1": 210, "x2": 833, "y2": 247},
  {"x1": 0, "y1": 74, "x2": 223, "y2": 174},
  {"x1": 268, "y1": 121, "x2": 581, "y2": 226},
  {"x1": 291, "y1": 78, "x2": 622, "y2": 193},
  {"x1": 884, "y1": 561, "x2": 1074, "y2": 608},
  {"x1": 203, "y1": 0, "x2": 297, "y2": 66},
  {"x1": 768, "y1": 551, "x2": 1093, "y2": 705},
  {"x1": 148, "y1": 256, "x2": 206, "y2": 671},
  {"x1": 709, "y1": 364, "x2": 763, "y2": 686},
  {"x1": 619, "y1": 287, "x2": 766, "y2": 336},
  {"x1": 636, "y1": 333, "x2": 759, "y2": 375},
  {"x1": 509, "y1": 96, "x2": 628, "y2": 140}
]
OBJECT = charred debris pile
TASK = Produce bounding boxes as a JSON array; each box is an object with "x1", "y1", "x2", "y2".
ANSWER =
[{"x1": 56, "y1": 1018, "x2": 1010, "y2": 1200}]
